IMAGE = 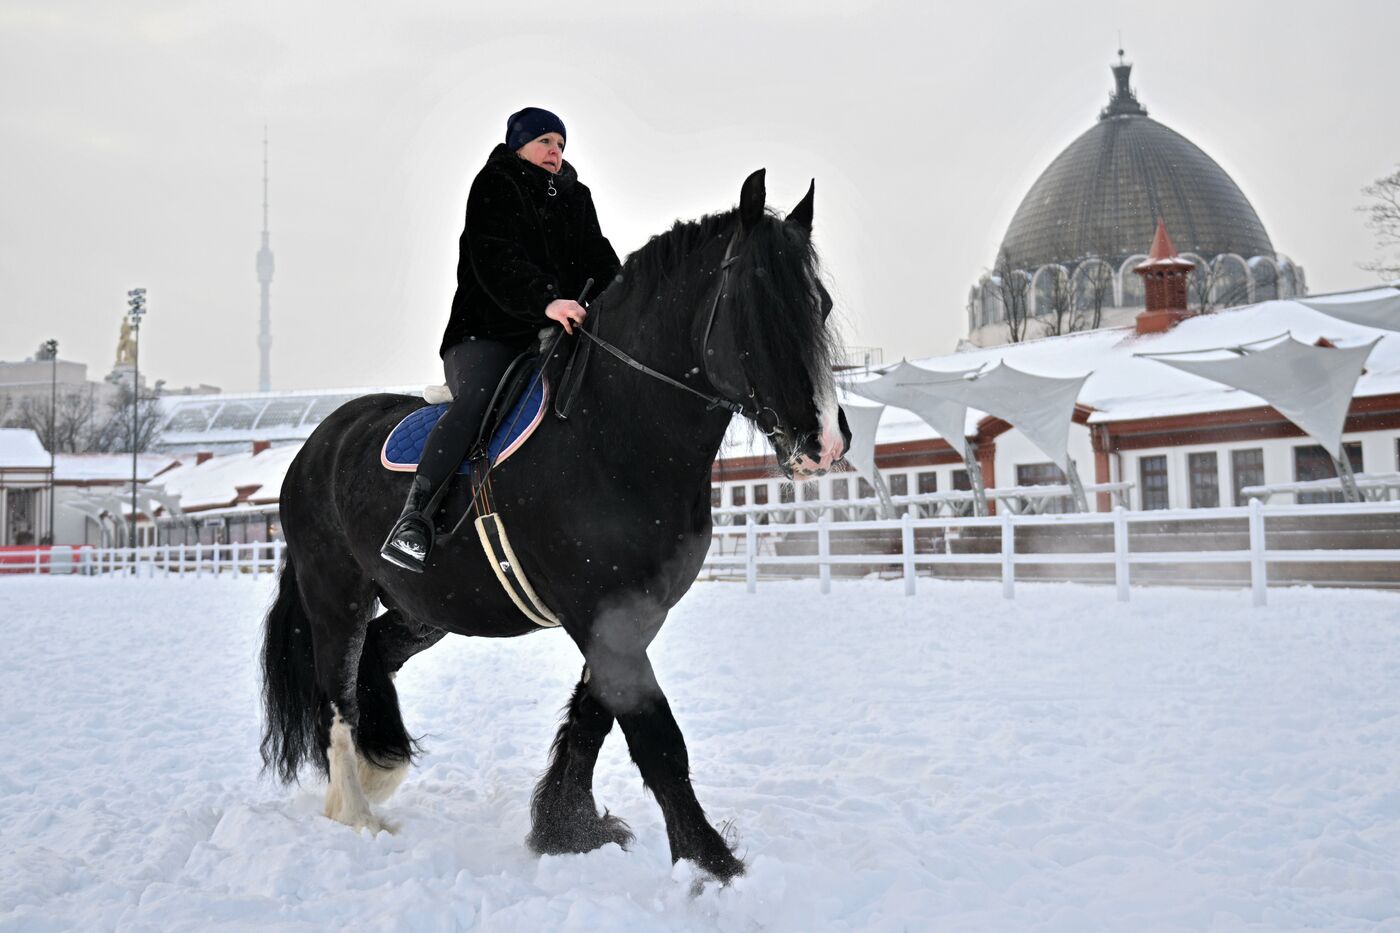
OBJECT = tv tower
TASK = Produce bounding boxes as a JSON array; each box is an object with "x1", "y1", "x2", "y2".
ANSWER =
[{"x1": 255, "y1": 127, "x2": 275, "y2": 392}]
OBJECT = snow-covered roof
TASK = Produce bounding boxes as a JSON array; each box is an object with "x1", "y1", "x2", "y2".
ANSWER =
[
  {"x1": 720, "y1": 285, "x2": 1400, "y2": 459},
  {"x1": 153, "y1": 444, "x2": 300, "y2": 511},
  {"x1": 54, "y1": 453, "x2": 181, "y2": 483},
  {"x1": 0, "y1": 429, "x2": 51, "y2": 468}
]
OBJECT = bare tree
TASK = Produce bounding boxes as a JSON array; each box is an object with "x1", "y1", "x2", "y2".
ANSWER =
[
  {"x1": 1359, "y1": 165, "x2": 1400, "y2": 279},
  {"x1": 1039, "y1": 266, "x2": 1079, "y2": 337},
  {"x1": 90, "y1": 384, "x2": 163, "y2": 453},
  {"x1": 1076, "y1": 256, "x2": 1115, "y2": 330},
  {"x1": 16, "y1": 388, "x2": 103, "y2": 452},
  {"x1": 1188, "y1": 258, "x2": 1219, "y2": 313},
  {"x1": 991, "y1": 247, "x2": 1032, "y2": 343}
]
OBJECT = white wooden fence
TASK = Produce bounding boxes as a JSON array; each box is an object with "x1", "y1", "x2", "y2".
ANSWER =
[
  {"x1": 703, "y1": 499, "x2": 1400, "y2": 607},
  {"x1": 4, "y1": 500, "x2": 1397, "y2": 607},
  {"x1": 0, "y1": 541, "x2": 285, "y2": 579}
]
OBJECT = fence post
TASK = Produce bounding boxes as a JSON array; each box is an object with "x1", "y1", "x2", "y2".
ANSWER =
[
  {"x1": 273, "y1": 539, "x2": 283, "y2": 575},
  {"x1": 745, "y1": 520, "x2": 757, "y2": 594},
  {"x1": 901, "y1": 510, "x2": 916, "y2": 596},
  {"x1": 1249, "y1": 497, "x2": 1267, "y2": 607},
  {"x1": 195, "y1": 542, "x2": 203, "y2": 580},
  {"x1": 1000, "y1": 509, "x2": 1015, "y2": 600},
  {"x1": 1113, "y1": 506, "x2": 1130, "y2": 602},
  {"x1": 818, "y1": 513, "x2": 831, "y2": 595}
]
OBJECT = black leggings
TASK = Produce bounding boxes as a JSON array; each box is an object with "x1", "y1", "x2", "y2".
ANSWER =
[{"x1": 416, "y1": 337, "x2": 524, "y2": 489}]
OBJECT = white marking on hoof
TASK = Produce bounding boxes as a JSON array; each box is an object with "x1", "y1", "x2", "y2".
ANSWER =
[{"x1": 323, "y1": 709, "x2": 398, "y2": 834}]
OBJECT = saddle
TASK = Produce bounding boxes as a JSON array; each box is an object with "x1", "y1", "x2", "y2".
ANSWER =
[
  {"x1": 379, "y1": 329, "x2": 597, "y2": 629},
  {"x1": 381, "y1": 349, "x2": 549, "y2": 475}
]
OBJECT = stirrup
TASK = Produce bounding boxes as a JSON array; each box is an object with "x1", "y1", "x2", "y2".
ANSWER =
[{"x1": 380, "y1": 513, "x2": 432, "y2": 572}]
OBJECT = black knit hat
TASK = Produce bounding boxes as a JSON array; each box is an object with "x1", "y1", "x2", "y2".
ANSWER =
[{"x1": 505, "y1": 107, "x2": 566, "y2": 152}]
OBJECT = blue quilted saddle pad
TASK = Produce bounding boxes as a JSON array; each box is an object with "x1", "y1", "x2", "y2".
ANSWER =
[{"x1": 381, "y1": 374, "x2": 548, "y2": 474}]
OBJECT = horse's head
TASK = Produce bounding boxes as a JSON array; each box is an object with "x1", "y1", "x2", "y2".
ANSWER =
[{"x1": 701, "y1": 169, "x2": 851, "y2": 479}]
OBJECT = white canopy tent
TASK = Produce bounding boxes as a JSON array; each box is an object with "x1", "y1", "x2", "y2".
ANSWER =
[
  {"x1": 894, "y1": 362, "x2": 1092, "y2": 511},
  {"x1": 896, "y1": 363, "x2": 1089, "y2": 473},
  {"x1": 1139, "y1": 335, "x2": 1381, "y2": 500},
  {"x1": 847, "y1": 362, "x2": 978, "y2": 458},
  {"x1": 849, "y1": 361, "x2": 1091, "y2": 511},
  {"x1": 837, "y1": 401, "x2": 895, "y2": 516},
  {"x1": 1298, "y1": 286, "x2": 1400, "y2": 333},
  {"x1": 846, "y1": 363, "x2": 988, "y2": 514}
]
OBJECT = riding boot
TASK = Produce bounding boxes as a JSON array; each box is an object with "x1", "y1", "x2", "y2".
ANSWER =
[{"x1": 379, "y1": 474, "x2": 436, "y2": 572}]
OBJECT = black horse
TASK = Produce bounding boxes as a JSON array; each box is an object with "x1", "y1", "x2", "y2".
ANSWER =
[{"x1": 260, "y1": 169, "x2": 849, "y2": 883}]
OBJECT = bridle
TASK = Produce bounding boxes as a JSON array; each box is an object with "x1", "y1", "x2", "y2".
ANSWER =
[{"x1": 575, "y1": 230, "x2": 783, "y2": 437}]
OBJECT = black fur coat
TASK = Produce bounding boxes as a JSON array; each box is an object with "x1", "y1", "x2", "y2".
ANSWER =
[{"x1": 440, "y1": 144, "x2": 621, "y2": 353}]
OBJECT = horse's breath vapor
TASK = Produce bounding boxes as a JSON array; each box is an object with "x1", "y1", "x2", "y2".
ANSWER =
[{"x1": 261, "y1": 170, "x2": 847, "y2": 883}]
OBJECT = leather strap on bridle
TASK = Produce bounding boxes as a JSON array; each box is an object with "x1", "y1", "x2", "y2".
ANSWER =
[{"x1": 575, "y1": 231, "x2": 781, "y2": 434}]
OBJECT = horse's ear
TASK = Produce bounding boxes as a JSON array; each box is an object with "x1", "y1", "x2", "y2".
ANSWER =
[
  {"x1": 787, "y1": 179, "x2": 815, "y2": 234},
  {"x1": 739, "y1": 168, "x2": 766, "y2": 231}
]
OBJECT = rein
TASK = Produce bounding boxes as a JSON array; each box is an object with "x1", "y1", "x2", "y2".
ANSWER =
[{"x1": 576, "y1": 232, "x2": 781, "y2": 435}]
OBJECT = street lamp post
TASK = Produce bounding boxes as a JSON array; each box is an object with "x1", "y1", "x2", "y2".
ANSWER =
[
  {"x1": 45, "y1": 338, "x2": 58, "y2": 544},
  {"x1": 126, "y1": 288, "x2": 147, "y2": 550}
]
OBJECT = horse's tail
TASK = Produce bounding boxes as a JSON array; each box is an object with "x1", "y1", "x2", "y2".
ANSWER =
[{"x1": 260, "y1": 552, "x2": 323, "y2": 783}]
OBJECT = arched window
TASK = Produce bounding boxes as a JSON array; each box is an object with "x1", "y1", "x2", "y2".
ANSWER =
[
  {"x1": 1072, "y1": 259, "x2": 1114, "y2": 317},
  {"x1": 1278, "y1": 260, "x2": 1298, "y2": 298},
  {"x1": 981, "y1": 283, "x2": 1002, "y2": 325},
  {"x1": 1249, "y1": 257, "x2": 1280, "y2": 302},
  {"x1": 1032, "y1": 266, "x2": 1061, "y2": 317},
  {"x1": 1213, "y1": 254, "x2": 1250, "y2": 308},
  {"x1": 1119, "y1": 255, "x2": 1148, "y2": 308},
  {"x1": 1180, "y1": 253, "x2": 1210, "y2": 309}
]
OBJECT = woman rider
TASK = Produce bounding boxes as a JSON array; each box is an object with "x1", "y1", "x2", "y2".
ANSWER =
[{"x1": 381, "y1": 107, "x2": 621, "y2": 571}]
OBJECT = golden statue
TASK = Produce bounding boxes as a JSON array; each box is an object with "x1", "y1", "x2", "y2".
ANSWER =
[{"x1": 116, "y1": 318, "x2": 137, "y2": 367}]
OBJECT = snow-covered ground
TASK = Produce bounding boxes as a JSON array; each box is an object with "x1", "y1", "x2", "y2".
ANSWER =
[{"x1": 2, "y1": 576, "x2": 1399, "y2": 931}]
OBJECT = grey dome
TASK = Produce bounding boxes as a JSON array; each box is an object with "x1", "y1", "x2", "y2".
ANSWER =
[{"x1": 997, "y1": 61, "x2": 1274, "y2": 272}]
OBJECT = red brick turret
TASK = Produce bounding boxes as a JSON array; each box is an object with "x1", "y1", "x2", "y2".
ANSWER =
[{"x1": 1134, "y1": 219, "x2": 1195, "y2": 334}]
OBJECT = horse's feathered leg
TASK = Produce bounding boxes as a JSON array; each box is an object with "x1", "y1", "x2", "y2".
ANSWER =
[
  {"x1": 299, "y1": 566, "x2": 404, "y2": 832},
  {"x1": 586, "y1": 643, "x2": 745, "y2": 882},
  {"x1": 527, "y1": 668, "x2": 633, "y2": 855}
]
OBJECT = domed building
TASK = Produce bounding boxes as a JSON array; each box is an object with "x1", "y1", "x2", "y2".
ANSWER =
[{"x1": 966, "y1": 54, "x2": 1306, "y2": 347}]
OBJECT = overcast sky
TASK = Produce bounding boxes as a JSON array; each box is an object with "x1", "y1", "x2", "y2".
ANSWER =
[{"x1": 3, "y1": 0, "x2": 1398, "y2": 394}]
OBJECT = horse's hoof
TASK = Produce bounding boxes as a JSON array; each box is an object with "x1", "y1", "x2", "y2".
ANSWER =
[
  {"x1": 324, "y1": 794, "x2": 398, "y2": 836},
  {"x1": 527, "y1": 809, "x2": 634, "y2": 855}
]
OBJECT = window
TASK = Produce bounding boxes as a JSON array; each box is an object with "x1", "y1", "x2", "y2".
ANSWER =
[
  {"x1": 731, "y1": 486, "x2": 746, "y2": 507},
  {"x1": 889, "y1": 474, "x2": 908, "y2": 497},
  {"x1": 752, "y1": 484, "x2": 769, "y2": 506},
  {"x1": 210, "y1": 401, "x2": 262, "y2": 431},
  {"x1": 1231, "y1": 448, "x2": 1264, "y2": 505},
  {"x1": 710, "y1": 486, "x2": 721, "y2": 508},
  {"x1": 255, "y1": 398, "x2": 314, "y2": 430},
  {"x1": 1139, "y1": 456, "x2": 1169, "y2": 510},
  {"x1": 857, "y1": 478, "x2": 874, "y2": 499},
  {"x1": 1016, "y1": 462, "x2": 1071, "y2": 513},
  {"x1": 952, "y1": 469, "x2": 971, "y2": 491},
  {"x1": 831, "y1": 478, "x2": 849, "y2": 501},
  {"x1": 779, "y1": 484, "x2": 795, "y2": 504},
  {"x1": 1188, "y1": 452, "x2": 1220, "y2": 508},
  {"x1": 1294, "y1": 442, "x2": 1363, "y2": 504},
  {"x1": 917, "y1": 471, "x2": 938, "y2": 494}
]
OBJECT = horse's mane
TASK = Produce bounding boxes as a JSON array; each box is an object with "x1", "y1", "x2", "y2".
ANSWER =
[{"x1": 603, "y1": 207, "x2": 838, "y2": 419}]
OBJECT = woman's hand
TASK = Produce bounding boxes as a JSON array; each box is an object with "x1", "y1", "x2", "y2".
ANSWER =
[{"x1": 545, "y1": 299, "x2": 588, "y2": 335}]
